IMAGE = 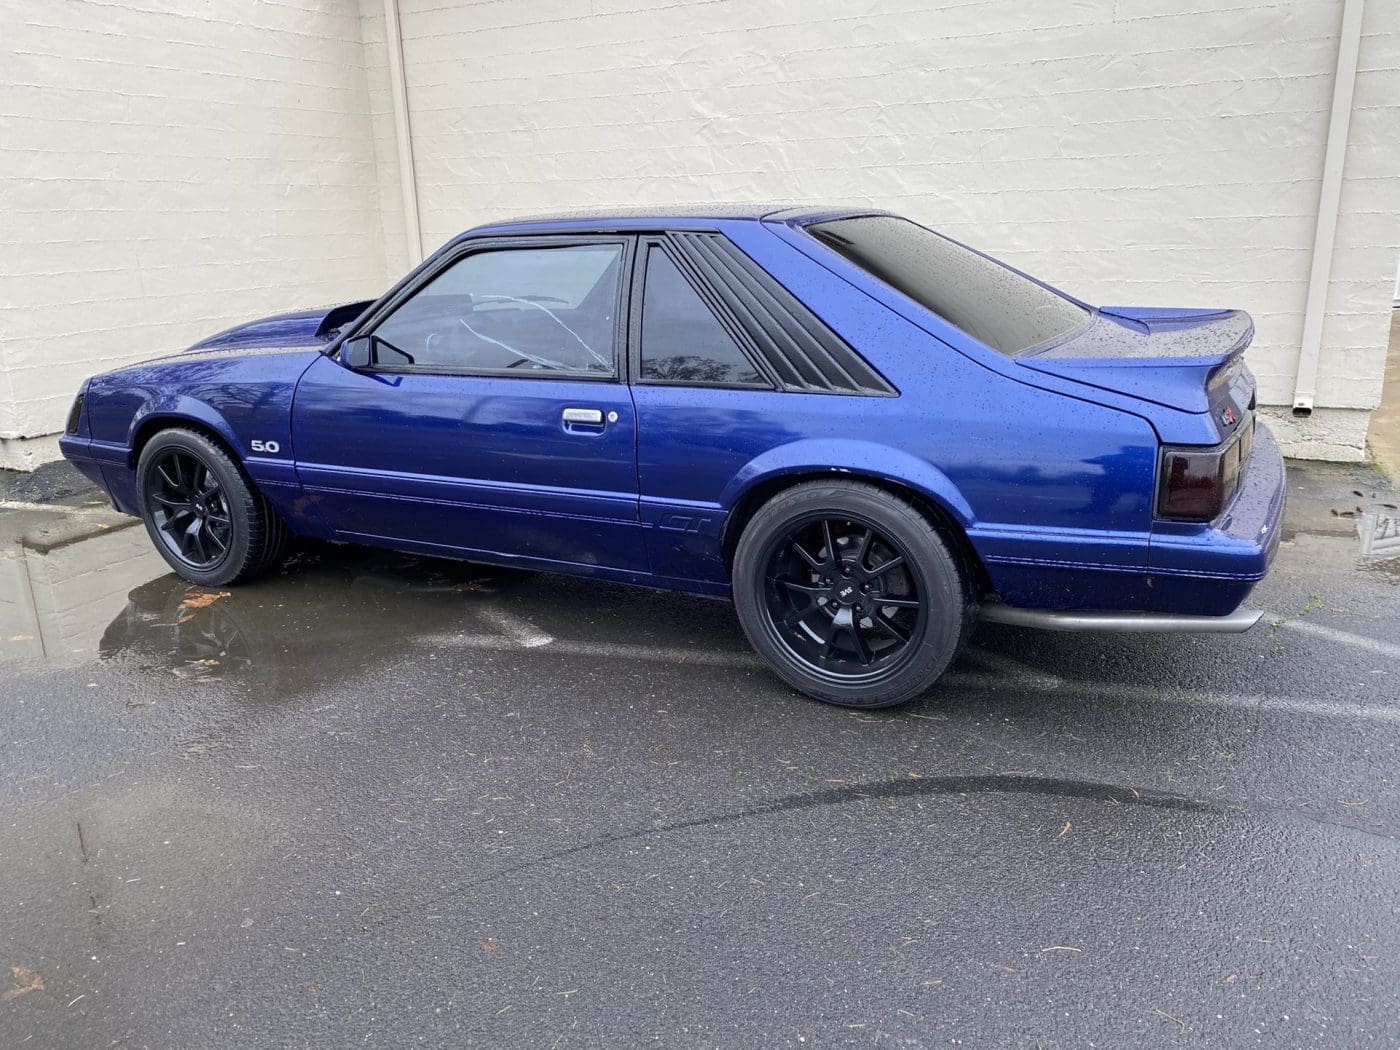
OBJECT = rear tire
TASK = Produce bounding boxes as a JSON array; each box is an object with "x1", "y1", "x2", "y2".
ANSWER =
[
  {"x1": 732, "y1": 481, "x2": 971, "y2": 708},
  {"x1": 136, "y1": 428, "x2": 289, "y2": 586}
]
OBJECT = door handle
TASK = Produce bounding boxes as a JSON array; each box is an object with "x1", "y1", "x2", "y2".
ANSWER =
[{"x1": 562, "y1": 407, "x2": 605, "y2": 425}]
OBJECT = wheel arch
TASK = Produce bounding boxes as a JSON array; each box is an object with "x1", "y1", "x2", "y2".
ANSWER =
[
  {"x1": 127, "y1": 399, "x2": 244, "y2": 470},
  {"x1": 720, "y1": 449, "x2": 994, "y2": 601}
]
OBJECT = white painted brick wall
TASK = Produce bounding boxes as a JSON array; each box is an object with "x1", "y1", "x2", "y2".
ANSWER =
[
  {"x1": 390, "y1": 0, "x2": 1398, "y2": 456},
  {"x1": 1, "y1": 0, "x2": 1396, "y2": 464},
  {"x1": 357, "y1": 0, "x2": 412, "y2": 278},
  {"x1": 0, "y1": 0, "x2": 394, "y2": 461}
]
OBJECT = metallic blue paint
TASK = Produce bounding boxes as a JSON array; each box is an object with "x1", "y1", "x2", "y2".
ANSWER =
[
  {"x1": 189, "y1": 300, "x2": 376, "y2": 352},
  {"x1": 59, "y1": 206, "x2": 1285, "y2": 621},
  {"x1": 292, "y1": 356, "x2": 646, "y2": 573}
]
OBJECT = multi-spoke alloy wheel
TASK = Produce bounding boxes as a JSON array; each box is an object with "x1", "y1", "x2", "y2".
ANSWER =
[
  {"x1": 136, "y1": 428, "x2": 290, "y2": 586},
  {"x1": 764, "y1": 516, "x2": 925, "y2": 681},
  {"x1": 147, "y1": 449, "x2": 233, "y2": 569},
  {"x1": 733, "y1": 481, "x2": 971, "y2": 708}
]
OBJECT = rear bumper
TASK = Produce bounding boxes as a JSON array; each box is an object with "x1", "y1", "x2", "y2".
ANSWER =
[
  {"x1": 1145, "y1": 420, "x2": 1286, "y2": 615},
  {"x1": 974, "y1": 423, "x2": 1286, "y2": 620}
]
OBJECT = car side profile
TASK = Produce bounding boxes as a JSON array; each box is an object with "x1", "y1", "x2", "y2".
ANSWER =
[{"x1": 60, "y1": 206, "x2": 1285, "y2": 707}]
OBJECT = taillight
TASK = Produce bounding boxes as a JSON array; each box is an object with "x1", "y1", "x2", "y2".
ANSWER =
[
  {"x1": 1157, "y1": 417, "x2": 1253, "y2": 521},
  {"x1": 1158, "y1": 447, "x2": 1226, "y2": 520},
  {"x1": 65, "y1": 393, "x2": 85, "y2": 435}
]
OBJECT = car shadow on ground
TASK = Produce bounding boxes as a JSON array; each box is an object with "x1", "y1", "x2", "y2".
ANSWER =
[{"x1": 90, "y1": 535, "x2": 1371, "y2": 716}]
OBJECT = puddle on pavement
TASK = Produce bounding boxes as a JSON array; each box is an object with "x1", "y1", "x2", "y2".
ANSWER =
[
  {"x1": 4, "y1": 469, "x2": 1395, "y2": 692},
  {"x1": 0, "y1": 509, "x2": 530, "y2": 692},
  {"x1": 1325, "y1": 488, "x2": 1400, "y2": 582},
  {"x1": 1357, "y1": 505, "x2": 1400, "y2": 578},
  {"x1": 1274, "y1": 468, "x2": 1400, "y2": 583}
]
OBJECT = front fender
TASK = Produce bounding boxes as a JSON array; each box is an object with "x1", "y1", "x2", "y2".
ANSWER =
[
  {"x1": 116, "y1": 393, "x2": 325, "y2": 537},
  {"x1": 127, "y1": 394, "x2": 245, "y2": 464}
]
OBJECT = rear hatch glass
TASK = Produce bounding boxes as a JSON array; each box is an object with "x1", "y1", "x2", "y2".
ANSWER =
[{"x1": 806, "y1": 215, "x2": 1089, "y2": 355}]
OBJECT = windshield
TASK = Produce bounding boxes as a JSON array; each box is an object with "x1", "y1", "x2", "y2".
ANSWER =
[{"x1": 807, "y1": 215, "x2": 1089, "y2": 356}]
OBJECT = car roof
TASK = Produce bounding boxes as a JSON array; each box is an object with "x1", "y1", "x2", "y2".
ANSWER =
[{"x1": 453, "y1": 204, "x2": 893, "y2": 240}]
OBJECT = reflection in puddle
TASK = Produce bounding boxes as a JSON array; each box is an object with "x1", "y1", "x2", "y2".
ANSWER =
[
  {"x1": 1358, "y1": 505, "x2": 1400, "y2": 562},
  {"x1": 0, "y1": 520, "x2": 165, "y2": 666},
  {"x1": 96, "y1": 548, "x2": 521, "y2": 695},
  {"x1": 1, "y1": 508, "x2": 527, "y2": 692}
]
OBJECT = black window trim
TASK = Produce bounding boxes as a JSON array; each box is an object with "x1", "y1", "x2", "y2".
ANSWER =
[
  {"x1": 666, "y1": 231, "x2": 898, "y2": 397},
  {"x1": 627, "y1": 237, "x2": 779, "y2": 392},
  {"x1": 343, "y1": 234, "x2": 636, "y2": 383}
]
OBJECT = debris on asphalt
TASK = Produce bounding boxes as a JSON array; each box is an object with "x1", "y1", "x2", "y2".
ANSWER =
[
  {"x1": 176, "y1": 590, "x2": 231, "y2": 622},
  {"x1": 1152, "y1": 1008, "x2": 1188, "y2": 1033},
  {"x1": 1, "y1": 967, "x2": 44, "y2": 1002}
]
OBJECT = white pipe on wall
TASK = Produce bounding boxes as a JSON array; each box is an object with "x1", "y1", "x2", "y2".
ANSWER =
[
  {"x1": 1292, "y1": 0, "x2": 1365, "y2": 415},
  {"x1": 383, "y1": 0, "x2": 423, "y2": 266}
]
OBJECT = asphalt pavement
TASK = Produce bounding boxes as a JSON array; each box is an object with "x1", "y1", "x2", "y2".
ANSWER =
[{"x1": 1, "y1": 461, "x2": 1397, "y2": 1048}]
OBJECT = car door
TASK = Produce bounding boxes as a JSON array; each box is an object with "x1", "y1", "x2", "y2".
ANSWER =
[
  {"x1": 292, "y1": 236, "x2": 647, "y2": 573},
  {"x1": 627, "y1": 236, "x2": 783, "y2": 585}
]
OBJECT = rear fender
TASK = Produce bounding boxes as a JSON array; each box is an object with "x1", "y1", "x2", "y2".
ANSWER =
[{"x1": 723, "y1": 438, "x2": 976, "y2": 525}]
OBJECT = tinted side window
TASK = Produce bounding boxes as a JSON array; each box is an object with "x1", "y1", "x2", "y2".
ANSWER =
[
  {"x1": 640, "y1": 247, "x2": 765, "y2": 387},
  {"x1": 807, "y1": 216, "x2": 1088, "y2": 356},
  {"x1": 371, "y1": 244, "x2": 622, "y2": 375}
]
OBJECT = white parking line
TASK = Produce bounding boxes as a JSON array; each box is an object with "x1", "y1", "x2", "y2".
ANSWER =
[
  {"x1": 943, "y1": 670, "x2": 1400, "y2": 724},
  {"x1": 964, "y1": 648, "x2": 1065, "y2": 690},
  {"x1": 1275, "y1": 617, "x2": 1400, "y2": 661},
  {"x1": 422, "y1": 631, "x2": 1400, "y2": 724},
  {"x1": 0, "y1": 500, "x2": 113, "y2": 515},
  {"x1": 427, "y1": 631, "x2": 763, "y2": 668},
  {"x1": 469, "y1": 607, "x2": 554, "y2": 648}
]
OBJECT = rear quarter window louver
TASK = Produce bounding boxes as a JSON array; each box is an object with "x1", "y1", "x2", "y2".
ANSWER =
[{"x1": 666, "y1": 232, "x2": 895, "y2": 396}]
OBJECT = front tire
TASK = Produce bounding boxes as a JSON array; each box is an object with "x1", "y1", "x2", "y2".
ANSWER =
[
  {"x1": 136, "y1": 428, "x2": 289, "y2": 586},
  {"x1": 732, "y1": 481, "x2": 971, "y2": 708}
]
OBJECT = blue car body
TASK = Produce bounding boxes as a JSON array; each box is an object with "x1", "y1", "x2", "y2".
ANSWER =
[{"x1": 60, "y1": 206, "x2": 1285, "y2": 619}]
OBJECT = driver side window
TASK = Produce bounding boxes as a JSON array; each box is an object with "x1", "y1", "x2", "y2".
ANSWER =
[{"x1": 370, "y1": 244, "x2": 624, "y2": 377}]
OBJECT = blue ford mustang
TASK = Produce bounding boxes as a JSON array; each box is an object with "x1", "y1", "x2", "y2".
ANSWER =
[{"x1": 60, "y1": 206, "x2": 1285, "y2": 707}]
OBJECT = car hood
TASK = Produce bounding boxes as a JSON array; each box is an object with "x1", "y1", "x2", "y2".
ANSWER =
[{"x1": 186, "y1": 300, "x2": 376, "y2": 352}]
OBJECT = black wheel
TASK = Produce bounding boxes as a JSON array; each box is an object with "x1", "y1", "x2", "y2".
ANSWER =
[
  {"x1": 732, "y1": 481, "x2": 972, "y2": 708},
  {"x1": 136, "y1": 428, "x2": 289, "y2": 586}
]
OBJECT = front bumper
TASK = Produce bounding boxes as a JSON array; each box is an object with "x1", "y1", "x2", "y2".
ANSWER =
[{"x1": 59, "y1": 434, "x2": 139, "y2": 515}]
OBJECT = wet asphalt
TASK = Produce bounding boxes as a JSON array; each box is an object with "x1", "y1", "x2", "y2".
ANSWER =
[{"x1": 0, "y1": 462, "x2": 1397, "y2": 1049}]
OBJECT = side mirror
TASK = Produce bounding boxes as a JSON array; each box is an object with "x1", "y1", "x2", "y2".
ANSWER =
[{"x1": 341, "y1": 335, "x2": 373, "y2": 369}]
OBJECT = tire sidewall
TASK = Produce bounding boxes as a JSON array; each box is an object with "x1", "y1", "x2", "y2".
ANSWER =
[
  {"x1": 137, "y1": 430, "x2": 254, "y2": 586},
  {"x1": 733, "y1": 484, "x2": 967, "y2": 708}
]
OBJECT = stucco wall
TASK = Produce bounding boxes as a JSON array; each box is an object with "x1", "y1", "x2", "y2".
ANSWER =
[
  {"x1": 0, "y1": 0, "x2": 394, "y2": 468},
  {"x1": 1, "y1": 0, "x2": 1396, "y2": 465},
  {"x1": 388, "y1": 0, "x2": 1398, "y2": 460}
]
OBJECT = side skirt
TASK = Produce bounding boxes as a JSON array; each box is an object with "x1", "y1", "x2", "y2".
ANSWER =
[{"x1": 335, "y1": 529, "x2": 733, "y2": 600}]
